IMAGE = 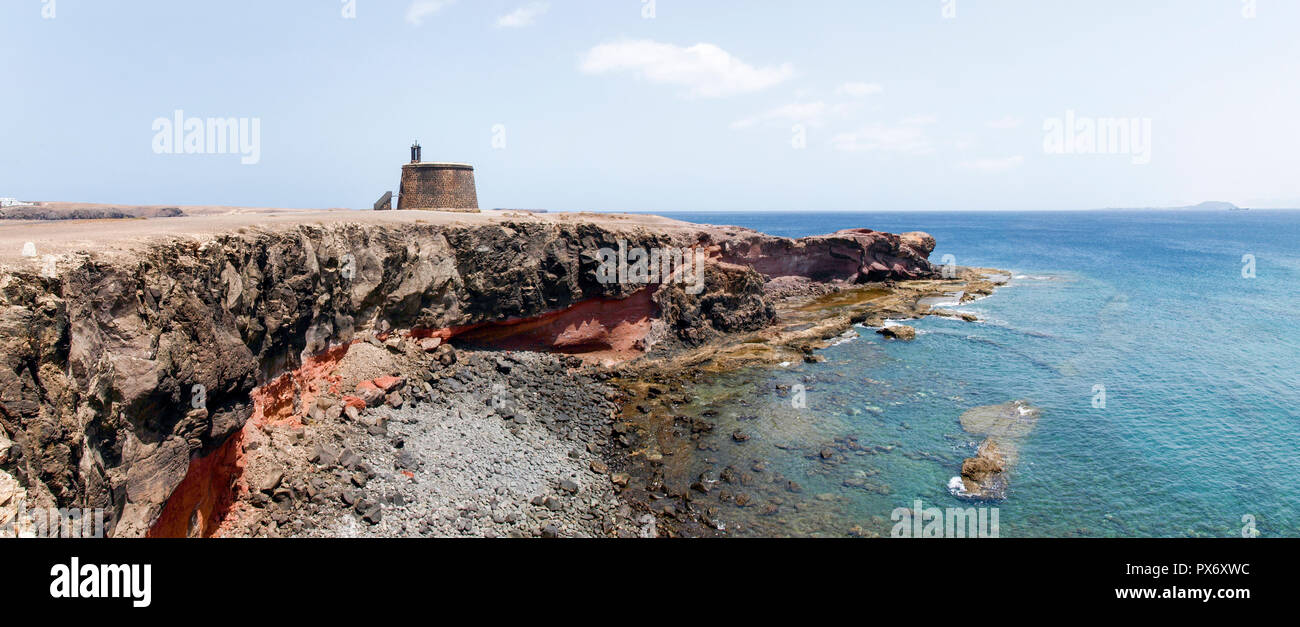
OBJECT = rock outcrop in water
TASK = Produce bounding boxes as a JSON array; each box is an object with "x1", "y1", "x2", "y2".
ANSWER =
[
  {"x1": 0, "y1": 215, "x2": 936, "y2": 536},
  {"x1": 876, "y1": 325, "x2": 917, "y2": 341},
  {"x1": 951, "y1": 400, "x2": 1040, "y2": 500}
]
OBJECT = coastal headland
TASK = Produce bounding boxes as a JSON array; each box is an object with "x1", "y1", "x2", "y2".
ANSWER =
[{"x1": 0, "y1": 206, "x2": 1007, "y2": 537}]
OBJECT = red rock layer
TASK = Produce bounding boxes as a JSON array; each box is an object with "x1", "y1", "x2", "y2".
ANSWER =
[
  {"x1": 146, "y1": 428, "x2": 245, "y2": 538},
  {"x1": 146, "y1": 344, "x2": 352, "y2": 537},
  {"x1": 449, "y1": 288, "x2": 659, "y2": 357}
]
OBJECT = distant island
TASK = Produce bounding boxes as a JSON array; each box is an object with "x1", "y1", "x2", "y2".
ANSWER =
[{"x1": 1104, "y1": 201, "x2": 1246, "y2": 211}]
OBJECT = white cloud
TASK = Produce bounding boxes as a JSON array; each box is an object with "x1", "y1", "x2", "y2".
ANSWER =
[
  {"x1": 986, "y1": 116, "x2": 1022, "y2": 129},
  {"x1": 958, "y1": 155, "x2": 1025, "y2": 172},
  {"x1": 834, "y1": 82, "x2": 883, "y2": 98},
  {"x1": 406, "y1": 0, "x2": 455, "y2": 26},
  {"x1": 580, "y1": 40, "x2": 794, "y2": 98},
  {"x1": 497, "y1": 2, "x2": 549, "y2": 28},
  {"x1": 831, "y1": 118, "x2": 936, "y2": 155},
  {"x1": 731, "y1": 102, "x2": 828, "y2": 129}
]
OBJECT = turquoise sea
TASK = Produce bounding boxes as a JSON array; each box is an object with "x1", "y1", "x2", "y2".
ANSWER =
[{"x1": 656, "y1": 210, "x2": 1300, "y2": 537}]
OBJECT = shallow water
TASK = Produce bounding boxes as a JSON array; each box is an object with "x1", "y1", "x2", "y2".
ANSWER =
[{"x1": 655, "y1": 210, "x2": 1300, "y2": 537}]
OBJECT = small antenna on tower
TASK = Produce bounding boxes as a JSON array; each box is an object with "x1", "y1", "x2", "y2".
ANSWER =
[{"x1": 411, "y1": 141, "x2": 422, "y2": 163}]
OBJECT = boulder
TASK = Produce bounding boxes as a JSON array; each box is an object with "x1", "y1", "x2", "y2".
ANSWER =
[
  {"x1": 355, "y1": 381, "x2": 386, "y2": 408},
  {"x1": 900, "y1": 231, "x2": 937, "y2": 257},
  {"x1": 877, "y1": 325, "x2": 917, "y2": 341}
]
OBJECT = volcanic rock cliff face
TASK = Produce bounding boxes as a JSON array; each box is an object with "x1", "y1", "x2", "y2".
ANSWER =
[
  {"x1": 717, "y1": 228, "x2": 936, "y2": 282},
  {"x1": 0, "y1": 216, "x2": 934, "y2": 536}
]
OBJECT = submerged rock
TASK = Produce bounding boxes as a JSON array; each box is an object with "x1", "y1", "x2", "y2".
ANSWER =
[
  {"x1": 952, "y1": 400, "x2": 1039, "y2": 500},
  {"x1": 929, "y1": 308, "x2": 979, "y2": 322}
]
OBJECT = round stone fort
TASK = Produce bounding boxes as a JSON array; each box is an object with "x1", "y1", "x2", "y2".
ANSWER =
[{"x1": 398, "y1": 162, "x2": 479, "y2": 211}]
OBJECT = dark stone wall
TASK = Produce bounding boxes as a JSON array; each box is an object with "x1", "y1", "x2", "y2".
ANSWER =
[{"x1": 398, "y1": 164, "x2": 479, "y2": 210}]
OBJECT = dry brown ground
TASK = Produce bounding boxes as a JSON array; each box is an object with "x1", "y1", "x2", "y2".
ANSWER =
[{"x1": 0, "y1": 204, "x2": 717, "y2": 265}]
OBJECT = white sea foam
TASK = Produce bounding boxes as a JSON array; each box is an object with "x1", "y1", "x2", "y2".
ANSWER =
[
  {"x1": 947, "y1": 476, "x2": 969, "y2": 496},
  {"x1": 828, "y1": 330, "x2": 859, "y2": 347},
  {"x1": 918, "y1": 292, "x2": 964, "y2": 308},
  {"x1": 875, "y1": 320, "x2": 928, "y2": 336}
]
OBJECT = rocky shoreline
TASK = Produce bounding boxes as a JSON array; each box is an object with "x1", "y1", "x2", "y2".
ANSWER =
[
  {"x1": 0, "y1": 209, "x2": 1007, "y2": 537},
  {"x1": 208, "y1": 268, "x2": 1009, "y2": 539},
  {"x1": 603, "y1": 267, "x2": 1010, "y2": 537}
]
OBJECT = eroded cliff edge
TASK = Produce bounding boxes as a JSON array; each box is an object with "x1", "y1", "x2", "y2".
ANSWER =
[{"x1": 0, "y1": 213, "x2": 936, "y2": 536}]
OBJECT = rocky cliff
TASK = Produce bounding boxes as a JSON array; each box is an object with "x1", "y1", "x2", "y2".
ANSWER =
[
  {"x1": 0, "y1": 215, "x2": 934, "y2": 536},
  {"x1": 717, "y1": 227, "x2": 936, "y2": 282}
]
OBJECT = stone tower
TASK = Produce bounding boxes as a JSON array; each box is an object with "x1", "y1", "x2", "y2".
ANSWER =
[{"x1": 397, "y1": 142, "x2": 479, "y2": 211}]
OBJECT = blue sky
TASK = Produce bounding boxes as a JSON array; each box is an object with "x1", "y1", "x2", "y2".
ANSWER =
[{"x1": 1, "y1": 0, "x2": 1297, "y2": 211}]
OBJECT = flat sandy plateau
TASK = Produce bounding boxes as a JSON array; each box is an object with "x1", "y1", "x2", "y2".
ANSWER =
[{"x1": 0, "y1": 204, "x2": 712, "y2": 264}]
